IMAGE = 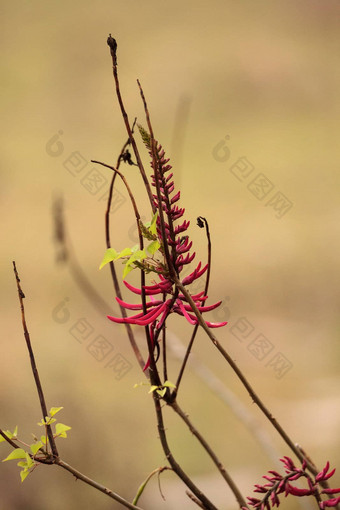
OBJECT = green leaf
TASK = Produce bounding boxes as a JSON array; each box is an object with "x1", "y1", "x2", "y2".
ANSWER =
[
  {"x1": 30, "y1": 442, "x2": 43, "y2": 455},
  {"x1": 147, "y1": 240, "x2": 160, "y2": 255},
  {"x1": 38, "y1": 417, "x2": 56, "y2": 426},
  {"x1": 148, "y1": 385, "x2": 159, "y2": 394},
  {"x1": 122, "y1": 263, "x2": 134, "y2": 279},
  {"x1": 40, "y1": 436, "x2": 47, "y2": 445},
  {"x1": 3, "y1": 448, "x2": 26, "y2": 462},
  {"x1": 49, "y1": 407, "x2": 63, "y2": 417},
  {"x1": 156, "y1": 388, "x2": 167, "y2": 397},
  {"x1": 118, "y1": 247, "x2": 133, "y2": 259},
  {"x1": 55, "y1": 423, "x2": 71, "y2": 438},
  {"x1": 130, "y1": 249, "x2": 147, "y2": 262},
  {"x1": 0, "y1": 426, "x2": 18, "y2": 443},
  {"x1": 149, "y1": 211, "x2": 158, "y2": 235},
  {"x1": 122, "y1": 250, "x2": 147, "y2": 278},
  {"x1": 99, "y1": 248, "x2": 119, "y2": 269},
  {"x1": 0, "y1": 431, "x2": 11, "y2": 443},
  {"x1": 25, "y1": 453, "x2": 34, "y2": 468},
  {"x1": 163, "y1": 380, "x2": 176, "y2": 389},
  {"x1": 20, "y1": 469, "x2": 31, "y2": 482}
]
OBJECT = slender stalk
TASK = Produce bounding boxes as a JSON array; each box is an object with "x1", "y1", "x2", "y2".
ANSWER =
[
  {"x1": 174, "y1": 278, "x2": 321, "y2": 479},
  {"x1": 12, "y1": 262, "x2": 59, "y2": 459},
  {"x1": 186, "y1": 491, "x2": 206, "y2": 509},
  {"x1": 170, "y1": 400, "x2": 248, "y2": 509},
  {"x1": 104, "y1": 134, "x2": 146, "y2": 372},
  {"x1": 107, "y1": 35, "x2": 154, "y2": 211},
  {"x1": 55, "y1": 459, "x2": 144, "y2": 510},
  {"x1": 173, "y1": 217, "x2": 212, "y2": 398},
  {"x1": 152, "y1": 393, "x2": 218, "y2": 510}
]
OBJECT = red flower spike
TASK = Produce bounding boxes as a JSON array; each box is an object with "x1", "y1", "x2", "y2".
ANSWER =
[{"x1": 108, "y1": 136, "x2": 227, "y2": 369}]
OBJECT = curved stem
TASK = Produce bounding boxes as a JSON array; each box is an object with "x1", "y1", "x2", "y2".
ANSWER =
[
  {"x1": 92, "y1": 159, "x2": 161, "y2": 385},
  {"x1": 104, "y1": 137, "x2": 146, "y2": 372}
]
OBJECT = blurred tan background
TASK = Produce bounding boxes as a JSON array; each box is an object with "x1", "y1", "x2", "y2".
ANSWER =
[{"x1": 1, "y1": 1, "x2": 339, "y2": 509}]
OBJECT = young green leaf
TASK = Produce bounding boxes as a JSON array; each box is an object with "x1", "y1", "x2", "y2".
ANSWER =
[
  {"x1": 122, "y1": 262, "x2": 134, "y2": 279},
  {"x1": 122, "y1": 250, "x2": 147, "y2": 278},
  {"x1": 49, "y1": 407, "x2": 63, "y2": 417},
  {"x1": 99, "y1": 248, "x2": 119, "y2": 269},
  {"x1": 30, "y1": 442, "x2": 43, "y2": 455},
  {"x1": 55, "y1": 423, "x2": 71, "y2": 438},
  {"x1": 149, "y1": 211, "x2": 158, "y2": 235},
  {"x1": 147, "y1": 240, "x2": 160, "y2": 255},
  {"x1": 156, "y1": 388, "x2": 167, "y2": 397},
  {"x1": 25, "y1": 453, "x2": 34, "y2": 468},
  {"x1": 20, "y1": 469, "x2": 31, "y2": 482},
  {"x1": 2, "y1": 448, "x2": 27, "y2": 462},
  {"x1": 148, "y1": 385, "x2": 159, "y2": 394},
  {"x1": 163, "y1": 380, "x2": 176, "y2": 389},
  {"x1": 37, "y1": 417, "x2": 56, "y2": 426}
]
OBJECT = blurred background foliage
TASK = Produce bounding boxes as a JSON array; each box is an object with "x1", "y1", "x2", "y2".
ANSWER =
[{"x1": 1, "y1": 1, "x2": 339, "y2": 509}]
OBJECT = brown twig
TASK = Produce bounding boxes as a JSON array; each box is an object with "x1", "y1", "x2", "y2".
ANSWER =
[
  {"x1": 174, "y1": 277, "x2": 324, "y2": 480},
  {"x1": 172, "y1": 217, "x2": 212, "y2": 399},
  {"x1": 12, "y1": 262, "x2": 59, "y2": 459},
  {"x1": 152, "y1": 393, "x2": 218, "y2": 510},
  {"x1": 0, "y1": 430, "x2": 20, "y2": 450},
  {"x1": 104, "y1": 131, "x2": 146, "y2": 372},
  {"x1": 55, "y1": 459, "x2": 144, "y2": 510},
  {"x1": 106, "y1": 35, "x2": 154, "y2": 212},
  {"x1": 170, "y1": 401, "x2": 248, "y2": 509}
]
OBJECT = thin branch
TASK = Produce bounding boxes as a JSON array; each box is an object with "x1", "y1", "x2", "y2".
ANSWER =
[
  {"x1": 173, "y1": 217, "x2": 212, "y2": 398},
  {"x1": 174, "y1": 277, "x2": 322, "y2": 479},
  {"x1": 169, "y1": 333, "x2": 284, "y2": 469},
  {"x1": 55, "y1": 458, "x2": 144, "y2": 510},
  {"x1": 12, "y1": 262, "x2": 59, "y2": 459},
  {"x1": 132, "y1": 466, "x2": 170, "y2": 505},
  {"x1": 104, "y1": 130, "x2": 146, "y2": 372},
  {"x1": 186, "y1": 491, "x2": 206, "y2": 509},
  {"x1": 170, "y1": 400, "x2": 248, "y2": 509},
  {"x1": 152, "y1": 393, "x2": 218, "y2": 510},
  {"x1": 0, "y1": 430, "x2": 20, "y2": 450},
  {"x1": 106, "y1": 35, "x2": 154, "y2": 211}
]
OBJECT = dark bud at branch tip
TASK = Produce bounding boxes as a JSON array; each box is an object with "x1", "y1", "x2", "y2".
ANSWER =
[
  {"x1": 197, "y1": 217, "x2": 204, "y2": 228},
  {"x1": 107, "y1": 34, "x2": 117, "y2": 64}
]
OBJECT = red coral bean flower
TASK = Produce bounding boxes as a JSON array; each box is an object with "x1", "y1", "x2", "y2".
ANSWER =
[{"x1": 107, "y1": 130, "x2": 227, "y2": 366}]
